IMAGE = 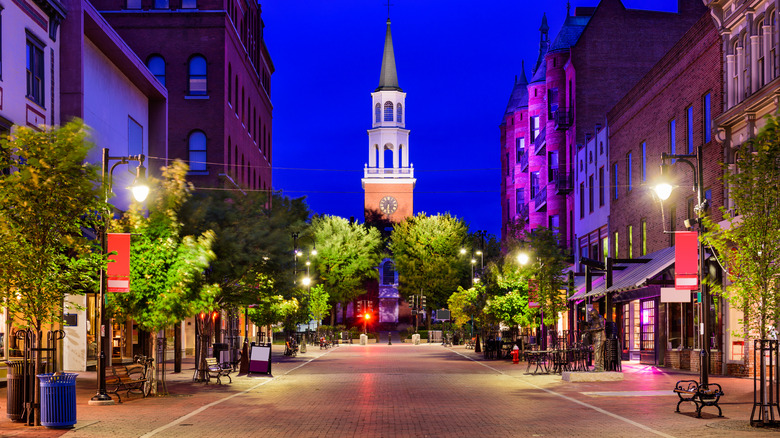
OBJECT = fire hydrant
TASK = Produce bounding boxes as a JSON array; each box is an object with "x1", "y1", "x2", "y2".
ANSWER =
[{"x1": 511, "y1": 345, "x2": 520, "y2": 364}]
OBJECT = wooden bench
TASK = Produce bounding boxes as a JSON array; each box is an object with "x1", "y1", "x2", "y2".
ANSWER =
[
  {"x1": 673, "y1": 379, "x2": 724, "y2": 418},
  {"x1": 205, "y1": 357, "x2": 232, "y2": 385},
  {"x1": 105, "y1": 364, "x2": 147, "y2": 403},
  {"x1": 465, "y1": 337, "x2": 476, "y2": 349}
]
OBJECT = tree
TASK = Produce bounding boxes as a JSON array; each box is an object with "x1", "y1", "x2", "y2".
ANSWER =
[
  {"x1": 702, "y1": 116, "x2": 780, "y2": 423},
  {"x1": 390, "y1": 213, "x2": 468, "y2": 327},
  {"x1": 0, "y1": 120, "x2": 105, "y2": 425},
  {"x1": 247, "y1": 295, "x2": 299, "y2": 330},
  {"x1": 108, "y1": 160, "x2": 217, "y2": 392},
  {"x1": 308, "y1": 284, "x2": 330, "y2": 333},
  {"x1": 181, "y1": 191, "x2": 310, "y2": 308},
  {"x1": 522, "y1": 227, "x2": 569, "y2": 327},
  {"x1": 485, "y1": 260, "x2": 532, "y2": 328},
  {"x1": 311, "y1": 215, "x2": 382, "y2": 324},
  {"x1": 448, "y1": 284, "x2": 484, "y2": 330}
]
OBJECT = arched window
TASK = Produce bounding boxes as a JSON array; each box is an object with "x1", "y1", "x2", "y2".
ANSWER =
[
  {"x1": 384, "y1": 101, "x2": 393, "y2": 122},
  {"x1": 188, "y1": 131, "x2": 207, "y2": 171},
  {"x1": 188, "y1": 55, "x2": 207, "y2": 95},
  {"x1": 383, "y1": 146, "x2": 394, "y2": 168},
  {"x1": 397, "y1": 103, "x2": 403, "y2": 123},
  {"x1": 375, "y1": 103, "x2": 381, "y2": 123},
  {"x1": 382, "y1": 261, "x2": 395, "y2": 285},
  {"x1": 146, "y1": 55, "x2": 166, "y2": 86}
]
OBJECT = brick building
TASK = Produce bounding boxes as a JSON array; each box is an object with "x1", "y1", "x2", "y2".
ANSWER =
[
  {"x1": 602, "y1": 13, "x2": 723, "y2": 369},
  {"x1": 500, "y1": 0, "x2": 707, "y2": 260},
  {"x1": 91, "y1": 0, "x2": 273, "y2": 190},
  {"x1": 704, "y1": 0, "x2": 780, "y2": 375}
]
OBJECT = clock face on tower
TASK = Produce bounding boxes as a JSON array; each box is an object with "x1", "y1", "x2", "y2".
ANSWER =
[{"x1": 379, "y1": 196, "x2": 398, "y2": 215}]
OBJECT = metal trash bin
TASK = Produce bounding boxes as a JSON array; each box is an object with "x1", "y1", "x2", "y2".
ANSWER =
[
  {"x1": 212, "y1": 342, "x2": 228, "y2": 359},
  {"x1": 38, "y1": 373, "x2": 78, "y2": 428},
  {"x1": 5, "y1": 360, "x2": 34, "y2": 422}
]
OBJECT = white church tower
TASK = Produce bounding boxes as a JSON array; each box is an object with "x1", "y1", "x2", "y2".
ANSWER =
[{"x1": 363, "y1": 19, "x2": 415, "y2": 222}]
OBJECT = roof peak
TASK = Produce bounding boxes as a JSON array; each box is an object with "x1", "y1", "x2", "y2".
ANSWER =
[{"x1": 376, "y1": 19, "x2": 402, "y2": 92}]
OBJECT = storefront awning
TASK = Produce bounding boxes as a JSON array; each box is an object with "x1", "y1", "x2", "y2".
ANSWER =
[{"x1": 569, "y1": 246, "x2": 675, "y2": 301}]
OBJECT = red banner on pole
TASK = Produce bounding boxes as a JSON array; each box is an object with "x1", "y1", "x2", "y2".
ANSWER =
[
  {"x1": 675, "y1": 231, "x2": 698, "y2": 290},
  {"x1": 528, "y1": 279, "x2": 540, "y2": 308},
  {"x1": 107, "y1": 233, "x2": 131, "y2": 292}
]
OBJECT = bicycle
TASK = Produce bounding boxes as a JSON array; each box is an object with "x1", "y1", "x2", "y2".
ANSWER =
[{"x1": 130, "y1": 354, "x2": 155, "y2": 397}]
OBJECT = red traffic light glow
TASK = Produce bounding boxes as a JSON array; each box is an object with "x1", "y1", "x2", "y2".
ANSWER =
[{"x1": 364, "y1": 313, "x2": 371, "y2": 320}]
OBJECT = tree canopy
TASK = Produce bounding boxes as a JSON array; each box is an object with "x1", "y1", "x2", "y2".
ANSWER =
[
  {"x1": 0, "y1": 120, "x2": 104, "y2": 330},
  {"x1": 389, "y1": 213, "x2": 468, "y2": 309},
  {"x1": 703, "y1": 115, "x2": 780, "y2": 339}
]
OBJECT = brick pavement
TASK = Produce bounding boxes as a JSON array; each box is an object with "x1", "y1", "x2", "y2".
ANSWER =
[{"x1": 0, "y1": 344, "x2": 776, "y2": 437}]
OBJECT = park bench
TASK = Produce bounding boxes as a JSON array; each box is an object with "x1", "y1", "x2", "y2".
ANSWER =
[
  {"x1": 320, "y1": 337, "x2": 331, "y2": 349},
  {"x1": 465, "y1": 337, "x2": 476, "y2": 349},
  {"x1": 284, "y1": 340, "x2": 298, "y2": 357},
  {"x1": 205, "y1": 357, "x2": 233, "y2": 385},
  {"x1": 673, "y1": 379, "x2": 724, "y2": 418},
  {"x1": 105, "y1": 364, "x2": 147, "y2": 402}
]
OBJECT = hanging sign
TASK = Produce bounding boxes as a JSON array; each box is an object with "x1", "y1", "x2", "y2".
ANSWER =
[
  {"x1": 107, "y1": 233, "x2": 131, "y2": 292},
  {"x1": 675, "y1": 231, "x2": 698, "y2": 290},
  {"x1": 528, "y1": 279, "x2": 540, "y2": 308}
]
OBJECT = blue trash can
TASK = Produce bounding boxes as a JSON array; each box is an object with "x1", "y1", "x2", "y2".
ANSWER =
[{"x1": 37, "y1": 373, "x2": 77, "y2": 428}]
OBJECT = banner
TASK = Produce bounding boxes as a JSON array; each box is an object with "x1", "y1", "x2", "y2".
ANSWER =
[
  {"x1": 528, "y1": 279, "x2": 539, "y2": 308},
  {"x1": 107, "y1": 233, "x2": 131, "y2": 292},
  {"x1": 675, "y1": 231, "x2": 698, "y2": 290}
]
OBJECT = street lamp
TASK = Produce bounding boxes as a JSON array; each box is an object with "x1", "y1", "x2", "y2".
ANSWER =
[
  {"x1": 653, "y1": 145, "x2": 710, "y2": 386},
  {"x1": 90, "y1": 148, "x2": 149, "y2": 405}
]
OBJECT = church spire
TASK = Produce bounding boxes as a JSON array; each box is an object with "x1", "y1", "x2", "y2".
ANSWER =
[
  {"x1": 533, "y1": 13, "x2": 550, "y2": 75},
  {"x1": 376, "y1": 19, "x2": 402, "y2": 92},
  {"x1": 518, "y1": 60, "x2": 528, "y2": 84}
]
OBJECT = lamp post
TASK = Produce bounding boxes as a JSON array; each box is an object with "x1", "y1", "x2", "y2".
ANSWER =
[
  {"x1": 90, "y1": 148, "x2": 149, "y2": 405},
  {"x1": 654, "y1": 144, "x2": 710, "y2": 386}
]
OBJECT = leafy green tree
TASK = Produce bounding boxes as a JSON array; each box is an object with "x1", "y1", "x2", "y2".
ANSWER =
[
  {"x1": 311, "y1": 215, "x2": 382, "y2": 324},
  {"x1": 522, "y1": 227, "x2": 569, "y2": 327},
  {"x1": 247, "y1": 295, "x2": 299, "y2": 330},
  {"x1": 181, "y1": 192, "x2": 310, "y2": 307},
  {"x1": 702, "y1": 116, "x2": 780, "y2": 403},
  {"x1": 485, "y1": 260, "x2": 532, "y2": 327},
  {"x1": 390, "y1": 213, "x2": 468, "y2": 328},
  {"x1": 109, "y1": 161, "x2": 217, "y2": 391},
  {"x1": 448, "y1": 284, "x2": 483, "y2": 328},
  {"x1": 0, "y1": 120, "x2": 104, "y2": 425},
  {"x1": 308, "y1": 284, "x2": 330, "y2": 333}
]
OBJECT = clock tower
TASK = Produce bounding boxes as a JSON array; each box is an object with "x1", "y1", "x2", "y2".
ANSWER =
[{"x1": 362, "y1": 19, "x2": 415, "y2": 222}]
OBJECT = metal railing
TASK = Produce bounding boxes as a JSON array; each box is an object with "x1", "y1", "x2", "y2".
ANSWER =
[
  {"x1": 519, "y1": 151, "x2": 529, "y2": 172},
  {"x1": 363, "y1": 167, "x2": 414, "y2": 179},
  {"x1": 550, "y1": 168, "x2": 574, "y2": 194},
  {"x1": 534, "y1": 128, "x2": 546, "y2": 156},
  {"x1": 533, "y1": 185, "x2": 547, "y2": 211},
  {"x1": 554, "y1": 108, "x2": 572, "y2": 130}
]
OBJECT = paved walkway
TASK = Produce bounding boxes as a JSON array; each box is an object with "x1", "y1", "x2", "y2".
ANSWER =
[{"x1": 0, "y1": 344, "x2": 776, "y2": 437}]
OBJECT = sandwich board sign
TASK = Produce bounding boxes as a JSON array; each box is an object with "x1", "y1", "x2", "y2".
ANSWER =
[{"x1": 249, "y1": 344, "x2": 272, "y2": 376}]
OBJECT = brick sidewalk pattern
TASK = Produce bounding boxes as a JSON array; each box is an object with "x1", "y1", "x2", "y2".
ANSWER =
[{"x1": 0, "y1": 344, "x2": 776, "y2": 437}]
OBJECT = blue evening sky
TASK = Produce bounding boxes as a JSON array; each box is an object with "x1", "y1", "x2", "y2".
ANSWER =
[{"x1": 264, "y1": 0, "x2": 678, "y2": 237}]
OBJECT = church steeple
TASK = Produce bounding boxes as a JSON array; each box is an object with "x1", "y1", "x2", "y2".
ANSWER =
[
  {"x1": 376, "y1": 19, "x2": 401, "y2": 92},
  {"x1": 533, "y1": 13, "x2": 550, "y2": 75}
]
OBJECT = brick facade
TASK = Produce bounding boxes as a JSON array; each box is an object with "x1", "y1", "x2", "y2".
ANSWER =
[{"x1": 91, "y1": 0, "x2": 273, "y2": 191}]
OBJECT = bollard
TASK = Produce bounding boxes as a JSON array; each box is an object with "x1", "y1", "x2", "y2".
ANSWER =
[{"x1": 388, "y1": 332, "x2": 392, "y2": 345}]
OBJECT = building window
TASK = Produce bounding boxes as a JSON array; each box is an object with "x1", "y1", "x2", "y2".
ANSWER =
[
  {"x1": 598, "y1": 166, "x2": 604, "y2": 206},
  {"x1": 375, "y1": 103, "x2": 381, "y2": 123},
  {"x1": 396, "y1": 104, "x2": 403, "y2": 123},
  {"x1": 181, "y1": 0, "x2": 197, "y2": 8},
  {"x1": 641, "y1": 300, "x2": 655, "y2": 351},
  {"x1": 641, "y1": 142, "x2": 646, "y2": 182},
  {"x1": 549, "y1": 214, "x2": 559, "y2": 237},
  {"x1": 506, "y1": 199, "x2": 510, "y2": 223},
  {"x1": 516, "y1": 137, "x2": 525, "y2": 162},
  {"x1": 126, "y1": 0, "x2": 141, "y2": 8},
  {"x1": 154, "y1": 0, "x2": 169, "y2": 8},
  {"x1": 382, "y1": 261, "x2": 395, "y2": 285},
  {"x1": 641, "y1": 219, "x2": 647, "y2": 256},
  {"x1": 128, "y1": 117, "x2": 143, "y2": 167},
  {"x1": 227, "y1": 64, "x2": 232, "y2": 106},
  {"x1": 686, "y1": 106, "x2": 694, "y2": 154},
  {"x1": 0, "y1": 9, "x2": 3, "y2": 80},
  {"x1": 188, "y1": 131, "x2": 207, "y2": 172},
  {"x1": 146, "y1": 55, "x2": 166, "y2": 86},
  {"x1": 588, "y1": 174, "x2": 594, "y2": 213},
  {"x1": 579, "y1": 182, "x2": 585, "y2": 218},
  {"x1": 627, "y1": 225, "x2": 633, "y2": 259},
  {"x1": 703, "y1": 93, "x2": 711, "y2": 143},
  {"x1": 669, "y1": 119, "x2": 676, "y2": 157},
  {"x1": 384, "y1": 101, "x2": 393, "y2": 122},
  {"x1": 602, "y1": 236, "x2": 608, "y2": 261},
  {"x1": 188, "y1": 55, "x2": 207, "y2": 95},
  {"x1": 613, "y1": 162, "x2": 618, "y2": 200},
  {"x1": 530, "y1": 116, "x2": 540, "y2": 142},
  {"x1": 26, "y1": 36, "x2": 45, "y2": 107},
  {"x1": 531, "y1": 171, "x2": 540, "y2": 198},
  {"x1": 758, "y1": 20, "x2": 766, "y2": 86},
  {"x1": 626, "y1": 152, "x2": 632, "y2": 192},
  {"x1": 505, "y1": 153, "x2": 510, "y2": 176},
  {"x1": 613, "y1": 231, "x2": 619, "y2": 258}
]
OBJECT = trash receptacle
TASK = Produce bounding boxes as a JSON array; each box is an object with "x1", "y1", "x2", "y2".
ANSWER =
[
  {"x1": 212, "y1": 343, "x2": 228, "y2": 360},
  {"x1": 5, "y1": 360, "x2": 34, "y2": 422},
  {"x1": 38, "y1": 373, "x2": 77, "y2": 428}
]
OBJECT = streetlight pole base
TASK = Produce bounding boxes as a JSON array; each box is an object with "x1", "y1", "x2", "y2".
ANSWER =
[{"x1": 88, "y1": 392, "x2": 114, "y2": 406}]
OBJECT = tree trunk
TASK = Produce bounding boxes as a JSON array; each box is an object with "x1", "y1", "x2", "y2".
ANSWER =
[
  {"x1": 174, "y1": 321, "x2": 182, "y2": 373},
  {"x1": 34, "y1": 326, "x2": 42, "y2": 426},
  {"x1": 151, "y1": 334, "x2": 158, "y2": 395}
]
